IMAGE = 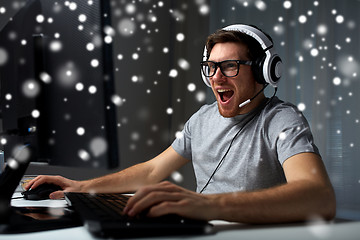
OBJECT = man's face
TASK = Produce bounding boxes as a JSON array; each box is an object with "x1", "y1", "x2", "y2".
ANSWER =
[{"x1": 208, "y1": 42, "x2": 263, "y2": 117}]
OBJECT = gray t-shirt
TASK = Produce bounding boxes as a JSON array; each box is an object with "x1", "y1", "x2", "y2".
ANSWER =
[{"x1": 171, "y1": 97, "x2": 320, "y2": 194}]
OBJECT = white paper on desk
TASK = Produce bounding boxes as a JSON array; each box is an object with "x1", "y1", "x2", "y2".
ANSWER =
[{"x1": 11, "y1": 192, "x2": 68, "y2": 208}]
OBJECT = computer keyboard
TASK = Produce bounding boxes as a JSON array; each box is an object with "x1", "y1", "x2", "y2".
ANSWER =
[
  {"x1": 65, "y1": 192, "x2": 212, "y2": 238},
  {"x1": 69, "y1": 193, "x2": 129, "y2": 219},
  {"x1": 65, "y1": 192, "x2": 200, "y2": 222}
]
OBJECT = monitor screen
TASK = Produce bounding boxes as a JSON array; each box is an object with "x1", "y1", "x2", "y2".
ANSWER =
[{"x1": 0, "y1": 0, "x2": 119, "y2": 169}]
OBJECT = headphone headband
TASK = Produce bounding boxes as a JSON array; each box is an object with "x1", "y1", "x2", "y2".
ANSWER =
[
  {"x1": 222, "y1": 24, "x2": 273, "y2": 50},
  {"x1": 201, "y1": 24, "x2": 282, "y2": 87}
]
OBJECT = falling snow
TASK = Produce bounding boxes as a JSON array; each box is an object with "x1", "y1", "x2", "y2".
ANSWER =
[{"x1": 0, "y1": 1, "x2": 359, "y2": 211}]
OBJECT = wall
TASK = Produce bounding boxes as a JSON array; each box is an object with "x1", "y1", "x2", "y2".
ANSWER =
[
  {"x1": 110, "y1": 0, "x2": 210, "y2": 190},
  {"x1": 207, "y1": 0, "x2": 360, "y2": 220}
]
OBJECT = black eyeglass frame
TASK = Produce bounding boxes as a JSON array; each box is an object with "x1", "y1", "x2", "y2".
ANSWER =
[{"x1": 200, "y1": 60, "x2": 253, "y2": 78}]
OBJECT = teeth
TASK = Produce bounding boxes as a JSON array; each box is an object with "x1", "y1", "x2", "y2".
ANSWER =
[{"x1": 217, "y1": 89, "x2": 232, "y2": 93}]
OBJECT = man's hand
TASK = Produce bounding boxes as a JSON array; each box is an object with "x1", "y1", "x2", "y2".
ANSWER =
[
  {"x1": 123, "y1": 181, "x2": 217, "y2": 220},
  {"x1": 25, "y1": 175, "x2": 82, "y2": 199}
]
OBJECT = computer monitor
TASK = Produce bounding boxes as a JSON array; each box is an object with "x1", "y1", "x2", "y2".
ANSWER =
[{"x1": 0, "y1": 0, "x2": 119, "y2": 169}]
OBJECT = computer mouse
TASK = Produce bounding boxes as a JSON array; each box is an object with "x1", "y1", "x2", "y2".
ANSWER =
[{"x1": 22, "y1": 183, "x2": 62, "y2": 200}]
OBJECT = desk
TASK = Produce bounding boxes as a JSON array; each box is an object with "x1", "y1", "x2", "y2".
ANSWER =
[
  {"x1": 1, "y1": 194, "x2": 359, "y2": 240},
  {"x1": 0, "y1": 219, "x2": 359, "y2": 240}
]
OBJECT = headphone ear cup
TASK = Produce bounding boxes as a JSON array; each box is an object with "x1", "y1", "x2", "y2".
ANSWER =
[
  {"x1": 268, "y1": 55, "x2": 282, "y2": 85},
  {"x1": 251, "y1": 55, "x2": 266, "y2": 85}
]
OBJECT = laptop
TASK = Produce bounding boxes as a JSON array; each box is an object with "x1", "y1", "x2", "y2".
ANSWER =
[
  {"x1": 0, "y1": 146, "x2": 31, "y2": 225},
  {"x1": 65, "y1": 191, "x2": 213, "y2": 238},
  {"x1": 0, "y1": 145, "x2": 80, "y2": 233}
]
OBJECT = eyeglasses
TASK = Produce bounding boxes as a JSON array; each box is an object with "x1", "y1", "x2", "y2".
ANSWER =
[{"x1": 200, "y1": 60, "x2": 252, "y2": 78}]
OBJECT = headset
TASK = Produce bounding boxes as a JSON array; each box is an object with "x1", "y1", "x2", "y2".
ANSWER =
[{"x1": 201, "y1": 24, "x2": 283, "y2": 88}]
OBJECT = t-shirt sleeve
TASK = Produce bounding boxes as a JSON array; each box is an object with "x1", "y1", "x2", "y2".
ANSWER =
[
  {"x1": 171, "y1": 113, "x2": 195, "y2": 161},
  {"x1": 269, "y1": 106, "x2": 320, "y2": 165}
]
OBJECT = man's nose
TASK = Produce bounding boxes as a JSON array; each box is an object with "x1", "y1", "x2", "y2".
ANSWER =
[{"x1": 211, "y1": 67, "x2": 226, "y2": 83}]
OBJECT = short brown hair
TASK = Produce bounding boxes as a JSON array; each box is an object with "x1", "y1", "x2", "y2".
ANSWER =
[{"x1": 205, "y1": 28, "x2": 267, "y2": 61}]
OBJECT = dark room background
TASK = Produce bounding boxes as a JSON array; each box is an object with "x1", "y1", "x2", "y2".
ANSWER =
[{"x1": 0, "y1": 0, "x2": 359, "y2": 221}]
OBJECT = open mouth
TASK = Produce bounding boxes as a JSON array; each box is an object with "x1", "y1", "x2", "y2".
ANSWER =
[{"x1": 218, "y1": 89, "x2": 234, "y2": 103}]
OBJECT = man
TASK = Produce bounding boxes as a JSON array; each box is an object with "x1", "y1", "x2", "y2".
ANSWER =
[{"x1": 26, "y1": 24, "x2": 336, "y2": 224}]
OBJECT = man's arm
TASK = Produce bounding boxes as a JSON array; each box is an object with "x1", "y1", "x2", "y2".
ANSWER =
[
  {"x1": 79, "y1": 146, "x2": 189, "y2": 193},
  {"x1": 125, "y1": 152, "x2": 336, "y2": 223},
  {"x1": 208, "y1": 152, "x2": 336, "y2": 223},
  {"x1": 25, "y1": 146, "x2": 189, "y2": 199}
]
